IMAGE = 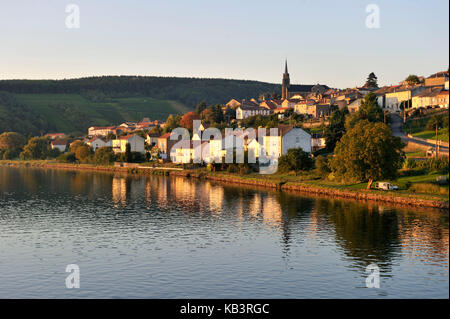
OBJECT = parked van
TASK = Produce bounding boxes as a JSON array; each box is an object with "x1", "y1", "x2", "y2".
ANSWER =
[{"x1": 375, "y1": 182, "x2": 398, "y2": 191}]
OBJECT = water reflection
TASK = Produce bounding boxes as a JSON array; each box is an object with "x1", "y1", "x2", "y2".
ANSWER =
[{"x1": 0, "y1": 166, "x2": 448, "y2": 298}]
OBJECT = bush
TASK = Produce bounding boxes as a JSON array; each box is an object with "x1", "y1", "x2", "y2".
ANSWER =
[
  {"x1": 415, "y1": 158, "x2": 448, "y2": 174},
  {"x1": 278, "y1": 148, "x2": 314, "y2": 173},
  {"x1": 48, "y1": 148, "x2": 61, "y2": 159},
  {"x1": 315, "y1": 155, "x2": 331, "y2": 177},
  {"x1": 94, "y1": 147, "x2": 115, "y2": 165},
  {"x1": 57, "y1": 152, "x2": 76, "y2": 163}
]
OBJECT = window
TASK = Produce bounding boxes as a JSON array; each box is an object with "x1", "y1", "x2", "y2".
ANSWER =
[{"x1": 296, "y1": 137, "x2": 300, "y2": 143}]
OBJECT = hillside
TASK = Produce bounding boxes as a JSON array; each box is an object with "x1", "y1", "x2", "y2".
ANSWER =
[{"x1": 0, "y1": 76, "x2": 280, "y2": 135}]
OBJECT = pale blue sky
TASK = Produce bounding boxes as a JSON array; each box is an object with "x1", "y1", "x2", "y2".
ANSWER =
[{"x1": 0, "y1": 0, "x2": 448, "y2": 88}]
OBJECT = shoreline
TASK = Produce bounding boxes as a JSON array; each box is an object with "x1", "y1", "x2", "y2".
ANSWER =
[{"x1": 1, "y1": 160, "x2": 448, "y2": 210}]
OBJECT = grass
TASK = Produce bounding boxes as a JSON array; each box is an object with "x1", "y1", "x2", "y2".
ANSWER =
[
  {"x1": 15, "y1": 93, "x2": 190, "y2": 134},
  {"x1": 404, "y1": 115, "x2": 449, "y2": 142},
  {"x1": 412, "y1": 129, "x2": 449, "y2": 142}
]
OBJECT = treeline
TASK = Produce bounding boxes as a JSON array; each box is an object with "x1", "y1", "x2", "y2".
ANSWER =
[
  {"x1": 0, "y1": 92, "x2": 53, "y2": 135},
  {"x1": 0, "y1": 76, "x2": 280, "y2": 107}
]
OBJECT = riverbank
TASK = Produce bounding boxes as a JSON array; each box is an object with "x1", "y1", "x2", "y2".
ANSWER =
[{"x1": 1, "y1": 160, "x2": 448, "y2": 210}]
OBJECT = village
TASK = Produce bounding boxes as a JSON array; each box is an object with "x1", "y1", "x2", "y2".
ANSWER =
[{"x1": 38, "y1": 63, "x2": 449, "y2": 167}]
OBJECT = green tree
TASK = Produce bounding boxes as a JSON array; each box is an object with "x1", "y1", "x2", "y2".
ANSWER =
[
  {"x1": 278, "y1": 148, "x2": 314, "y2": 173},
  {"x1": 75, "y1": 145, "x2": 91, "y2": 162},
  {"x1": 20, "y1": 137, "x2": 51, "y2": 160},
  {"x1": 315, "y1": 155, "x2": 331, "y2": 177},
  {"x1": 195, "y1": 101, "x2": 207, "y2": 115},
  {"x1": 365, "y1": 72, "x2": 378, "y2": 88},
  {"x1": 405, "y1": 75, "x2": 421, "y2": 86},
  {"x1": 357, "y1": 92, "x2": 383, "y2": 123},
  {"x1": 94, "y1": 147, "x2": 116, "y2": 165},
  {"x1": 0, "y1": 132, "x2": 26, "y2": 159},
  {"x1": 324, "y1": 107, "x2": 349, "y2": 152},
  {"x1": 125, "y1": 143, "x2": 132, "y2": 162},
  {"x1": 164, "y1": 114, "x2": 181, "y2": 133},
  {"x1": 330, "y1": 120, "x2": 405, "y2": 189},
  {"x1": 426, "y1": 114, "x2": 445, "y2": 131}
]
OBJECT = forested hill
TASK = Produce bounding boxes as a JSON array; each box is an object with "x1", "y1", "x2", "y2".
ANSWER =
[
  {"x1": 0, "y1": 76, "x2": 280, "y2": 107},
  {"x1": 0, "y1": 76, "x2": 280, "y2": 135}
]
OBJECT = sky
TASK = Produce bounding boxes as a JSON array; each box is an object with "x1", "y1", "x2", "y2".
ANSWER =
[{"x1": 0, "y1": 0, "x2": 448, "y2": 88}]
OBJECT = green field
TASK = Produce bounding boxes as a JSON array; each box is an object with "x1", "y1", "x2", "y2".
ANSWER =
[
  {"x1": 412, "y1": 129, "x2": 449, "y2": 142},
  {"x1": 14, "y1": 93, "x2": 190, "y2": 134}
]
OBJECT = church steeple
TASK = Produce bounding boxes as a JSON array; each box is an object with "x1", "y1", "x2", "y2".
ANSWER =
[{"x1": 282, "y1": 59, "x2": 290, "y2": 99}]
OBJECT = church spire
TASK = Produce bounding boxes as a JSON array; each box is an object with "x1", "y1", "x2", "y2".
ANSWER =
[{"x1": 282, "y1": 59, "x2": 290, "y2": 100}]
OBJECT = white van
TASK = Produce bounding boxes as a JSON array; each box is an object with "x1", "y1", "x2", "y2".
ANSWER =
[{"x1": 375, "y1": 182, "x2": 398, "y2": 191}]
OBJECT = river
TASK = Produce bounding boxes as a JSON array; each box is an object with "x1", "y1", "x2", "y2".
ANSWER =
[{"x1": 0, "y1": 166, "x2": 448, "y2": 298}]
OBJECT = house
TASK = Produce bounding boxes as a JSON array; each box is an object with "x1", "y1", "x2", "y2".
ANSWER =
[
  {"x1": 259, "y1": 100, "x2": 279, "y2": 110},
  {"x1": 226, "y1": 99, "x2": 242, "y2": 109},
  {"x1": 50, "y1": 140, "x2": 67, "y2": 152},
  {"x1": 311, "y1": 133, "x2": 326, "y2": 152},
  {"x1": 46, "y1": 133, "x2": 66, "y2": 140},
  {"x1": 295, "y1": 102, "x2": 331, "y2": 118},
  {"x1": 424, "y1": 71, "x2": 449, "y2": 87},
  {"x1": 347, "y1": 98, "x2": 362, "y2": 113},
  {"x1": 145, "y1": 133, "x2": 159, "y2": 147},
  {"x1": 385, "y1": 87, "x2": 426, "y2": 112},
  {"x1": 157, "y1": 132, "x2": 181, "y2": 160},
  {"x1": 86, "y1": 136, "x2": 107, "y2": 151},
  {"x1": 235, "y1": 105, "x2": 271, "y2": 120},
  {"x1": 263, "y1": 125, "x2": 311, "y2": 157},
  {"x1": 280, "y1": 99, "x2": 296, "y2": 108},
  {"x1": 412, "y1": 87, "x2": 449, "y2": 109},
  {"x1": 88, "y1": 126, "x2": 117, "y2": 137},
  {"x1": 112, "y1": 134, "x2": 145, "y2": 154}
]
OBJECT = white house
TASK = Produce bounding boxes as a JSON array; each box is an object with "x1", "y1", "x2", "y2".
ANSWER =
[
  {"x1": 86, "y1": 136, "x2": 107, "y2": 151},
  {"x1": 236, "y1": 105, "x2": 271, "y2": 120},
  {"x1": 50, "y1": 140, "x2": 67, "y2": 152},
  {"x1": 263, "y1": 125, "x2": 311, "y2": 157},
  {"x1": 112, "y1": 134, "x2": 145, "y2": 154}
]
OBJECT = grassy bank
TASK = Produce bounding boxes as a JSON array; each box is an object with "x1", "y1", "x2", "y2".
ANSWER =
[{"x1": 1, "y1": 160, "x2": 448, "y2": 210}]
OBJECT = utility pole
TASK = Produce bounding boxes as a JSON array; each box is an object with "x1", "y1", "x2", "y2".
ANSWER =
[{"x1": 435, "y1": 123, "x2": 439, "y2": 158}]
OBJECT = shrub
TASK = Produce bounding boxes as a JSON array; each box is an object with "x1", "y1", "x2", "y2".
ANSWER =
[
  {"x1": 278, "y1": 148, "x2": 314, "y2": 173},
  {"x1": 56, "y1": 152, "x2": 76, "y2": 163},
  {"x1": 94, "y1": 147, "x2": 115, "y2": 165},
  {"x1": 315, "y1": 155, "x2": 331, "y2": 177}
]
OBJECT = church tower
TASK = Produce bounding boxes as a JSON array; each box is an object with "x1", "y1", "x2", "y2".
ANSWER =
[{"x1": 282, "y1": 60, "x2": 290, "y2": 99}]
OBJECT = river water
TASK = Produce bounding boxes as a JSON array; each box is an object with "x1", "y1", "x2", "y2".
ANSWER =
[{"x1": 0, "y1": 166, "x2": 448, "y2": 298}]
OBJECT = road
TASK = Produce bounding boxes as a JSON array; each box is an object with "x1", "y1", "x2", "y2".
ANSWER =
[{"x1": 390, "y1": 114, "x2": 449, "y2": 156}]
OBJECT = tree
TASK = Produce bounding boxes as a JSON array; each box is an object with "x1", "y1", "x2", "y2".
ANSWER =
[
  {"x1": 75, "y1": 145, "x2": 91, "y2": 162},
  {"x1": 365, "y1": 72, "x2": 378, "y2": 89},
  {"x1": 195, "y1": 101, "x2": 207, "y2": 115},
  {"x1": 278, "y1": 148, "x2": 314, "y2": 173},
  {"x1": 94, "y1": 147, "x2": 116, "y2": 165},
  {"x1": 315, "y1": 155, "x2": 331, "y2": 177},
  {"x1": 324, "y1": 107, "x2": 349, "y2": 152},
  {"x1": 330, "y1": 120, "x2": 405, "y2": 190},
  {"x1": 180, "y1": 111, "x2": 200, "y2": 131},
  {"x1": 20, "y1": 137, "x2": 51, "y2": 160},
  {"x1": 356, "y1": 92, "x2": 383, "y2": 123},
  {"x1": 426, "y1": 114, "x2": 445, "y2": 131},
  {"x1": 124, "y1": 143, "x2": 133, "y2": 163},
  {"x1": 70, "y1": 140, "x2": 85, "y2": 153},
  {"x1": 405, "y1": 74, "x2": 421, "y2": 86},
  {"x1": 0, "y1": 132, "x2": 26, "y2": 159},
  {"x1": 164, "y1": 114, "x2": 181, "y2": 133}
]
